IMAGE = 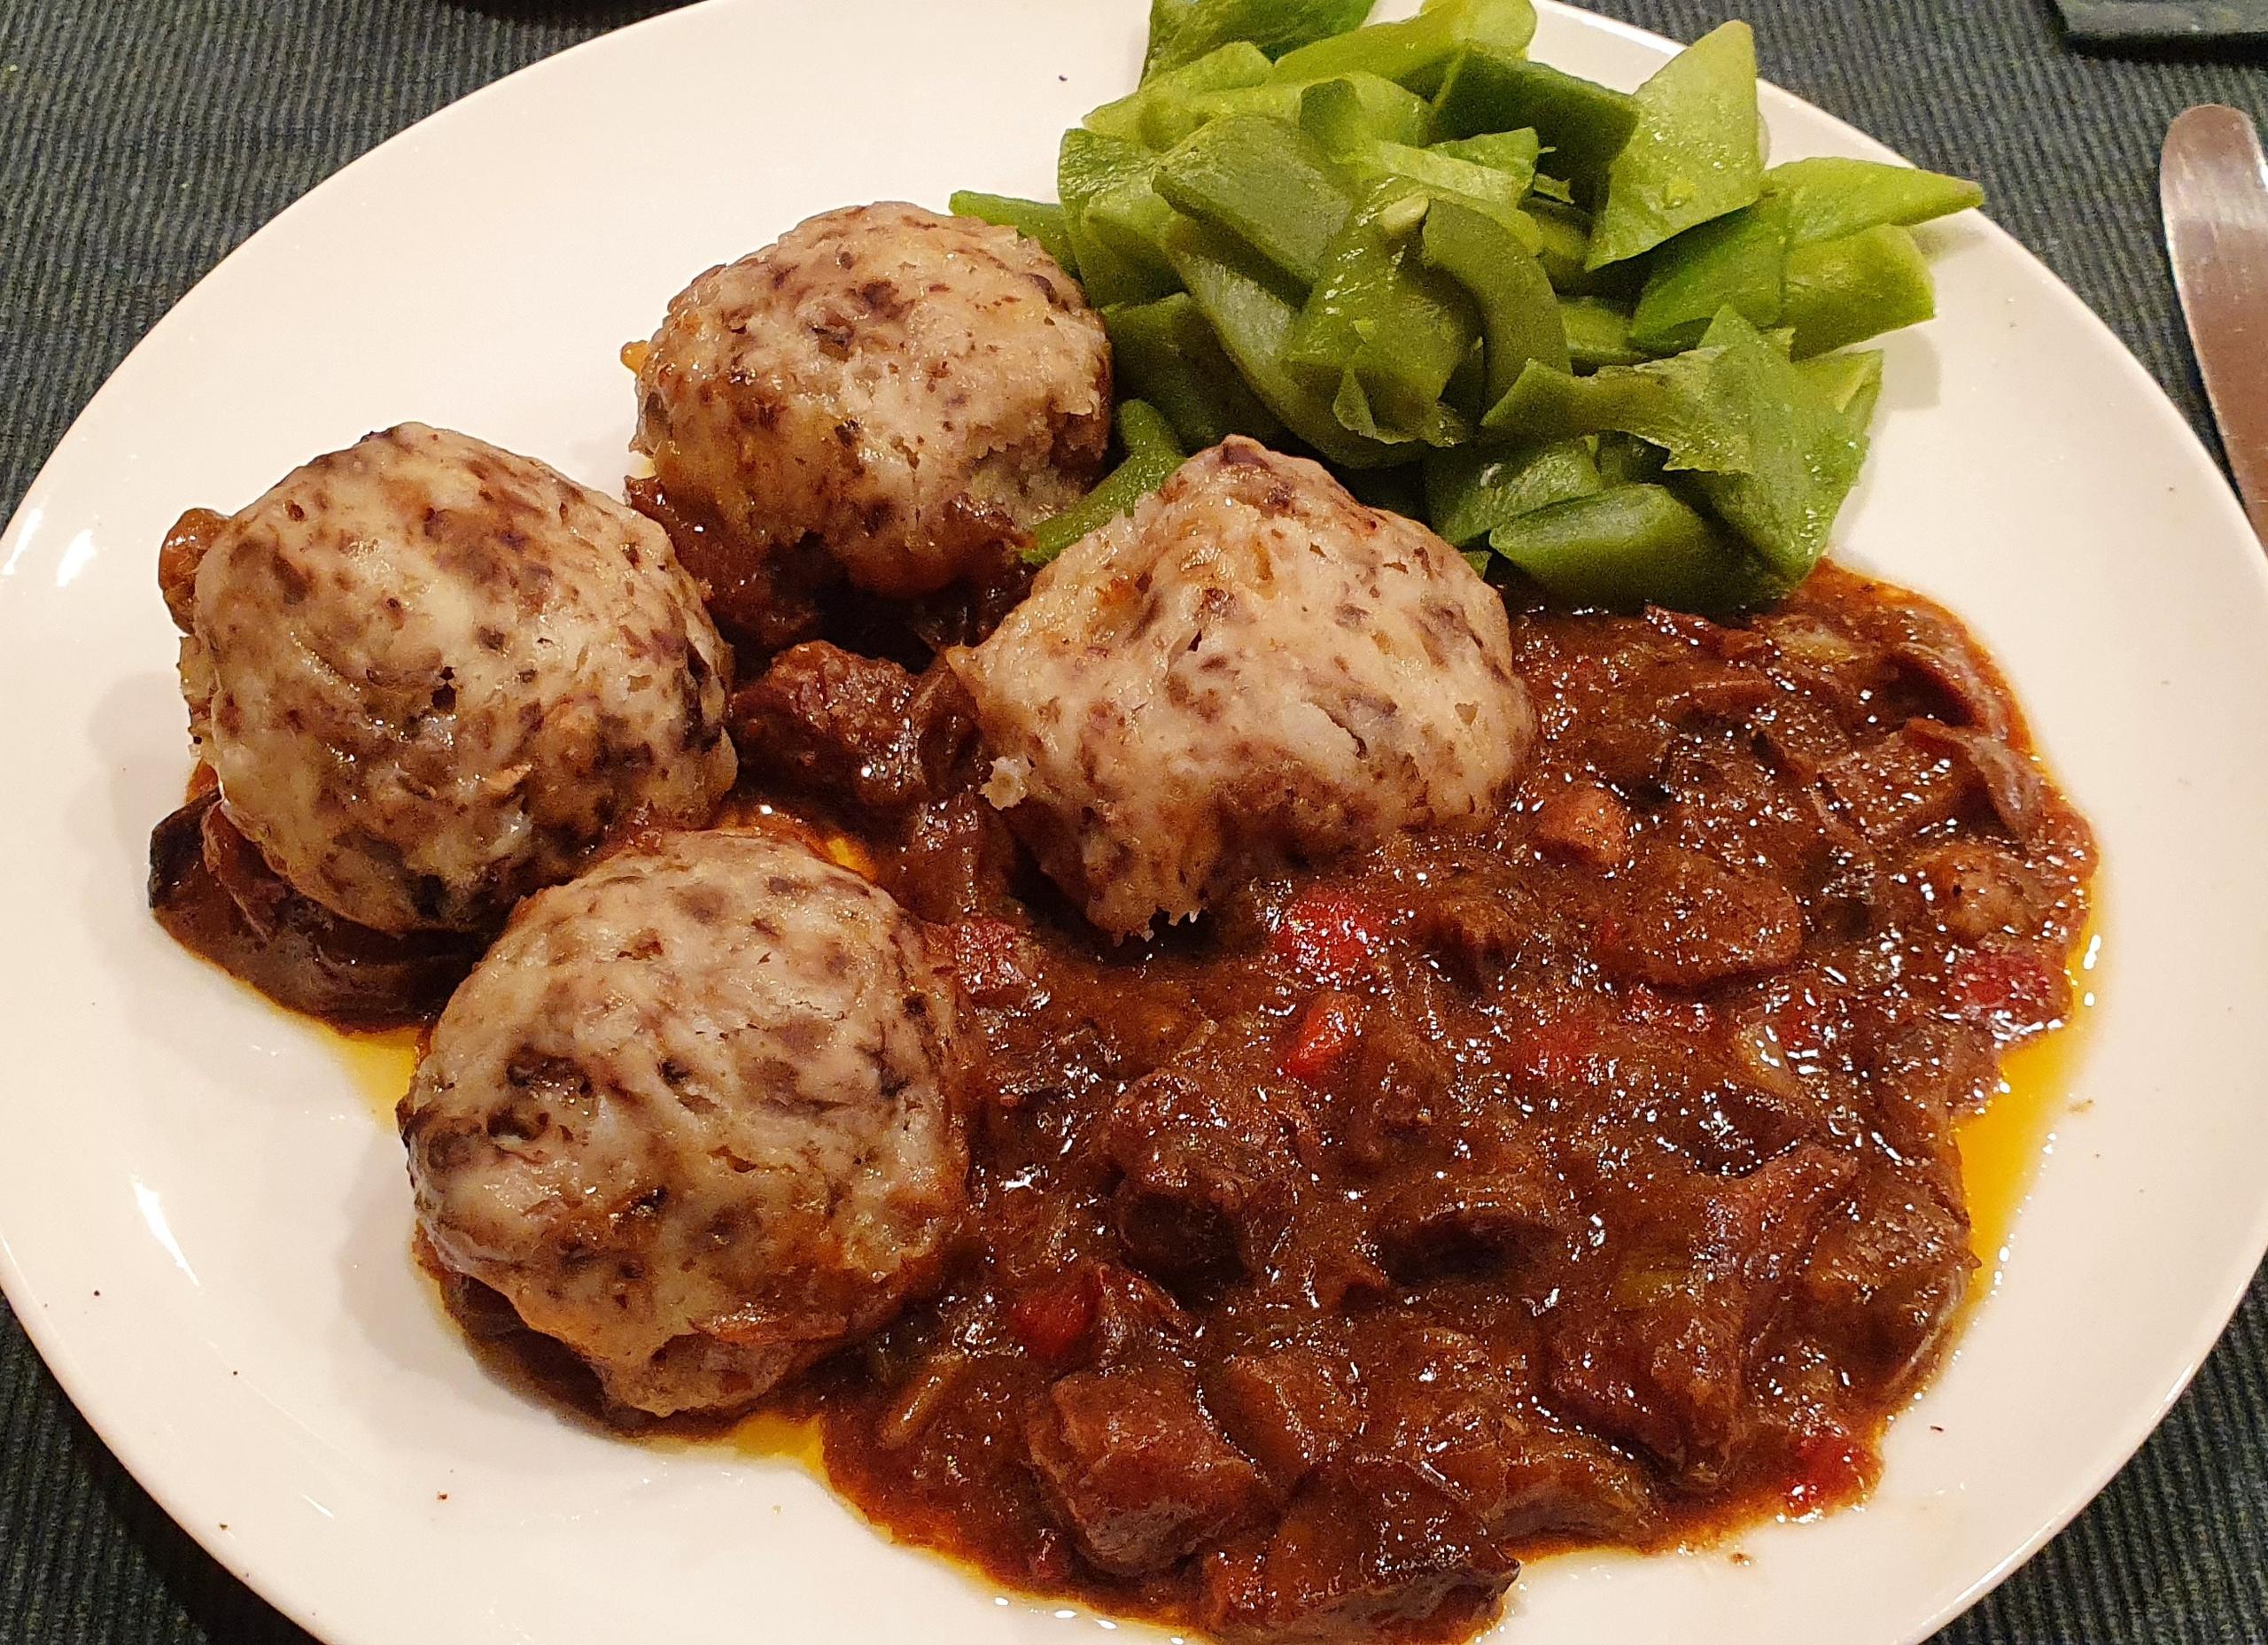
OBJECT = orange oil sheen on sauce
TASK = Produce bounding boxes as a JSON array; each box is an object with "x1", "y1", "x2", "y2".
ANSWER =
[
  {"x1": 331, "y1": 1025, "x2": 422, "y2": 1126},
  {"x1": 1955, "y1": 916, "x2": 2102, "y2": 1283}
]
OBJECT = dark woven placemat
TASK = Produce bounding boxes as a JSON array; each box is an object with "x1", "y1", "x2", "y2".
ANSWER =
[{"x1": 1, "y1": 1, "x2": 2263, "y2": 1640}]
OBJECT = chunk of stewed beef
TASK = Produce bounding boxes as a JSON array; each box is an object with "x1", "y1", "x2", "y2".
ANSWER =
[
  {"x1": 1373, "y1": 1153, "x2": 1571, "y2": 1277},
  {"x1": 1208, "y1": 1346, "x2": 1359, "y2": 1487},
  {"x1": 1547, "y1": 1145, "x2": 1856, "y2": 1483},
  {"x1": 1600, "y1": 844, "x2": 1805, "y2": 989},
  {"x1": 1200, "y1": 1459, "x2": 1519, "y2": 1643},
  {"x1": 728, "y1": 641, "x2": 922, "y2": 811},
  {"x1": 1905, "y1": 837, "x2": 2046, "y2": 944},
  {"x1": 888, "y1": 791, "x2": 1020, "y2": 923},
  {"x1": 1868, "y1": 1019, "x2": 1996, "y2": 1177},
  {"x1": 1797, "y1": 1170, "x2": 1973, "y2": 1396},
  {"x1": 1026, "y1": 1368, "x2": 1270, "y2": 1576},
  {"x1": 1102, "y1": 1039, "x2": 1314, "y2": 1275},
  {"x1": 1532, "y1": 784, "x2": 1632, "y2": 869},
  {"x1": 149, "y1": 794, "x2": 479, "y2": 1026}
]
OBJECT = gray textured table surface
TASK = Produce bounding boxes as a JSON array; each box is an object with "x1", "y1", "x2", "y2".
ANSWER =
[{"x1": 1, "y1": 1, "x2": 2264, "y2": 1641}]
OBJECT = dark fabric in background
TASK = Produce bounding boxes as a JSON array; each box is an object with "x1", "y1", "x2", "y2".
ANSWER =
[{"x1": 0, "y1": 0, "x2": 2262, "y2": 1640}]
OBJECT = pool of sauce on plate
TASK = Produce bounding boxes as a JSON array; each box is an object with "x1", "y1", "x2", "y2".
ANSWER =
[{"x1": 312, "y1": 914, "x2": 2102, "y2": 1487}]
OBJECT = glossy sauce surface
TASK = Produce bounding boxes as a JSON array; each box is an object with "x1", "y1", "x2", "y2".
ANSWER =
[{"x1": 288, "y1": 563, "x2": 2093, "y2": 1645}]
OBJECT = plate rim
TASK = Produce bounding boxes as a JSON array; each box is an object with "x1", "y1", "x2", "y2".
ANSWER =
[{"x1": 1, "y1": 3, "x2": 2263, "y2": 1642}]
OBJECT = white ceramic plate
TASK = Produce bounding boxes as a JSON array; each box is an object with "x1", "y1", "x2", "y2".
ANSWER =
[{"x1": 3, "y1": 3, "x2": 2265, "y2": 1641}]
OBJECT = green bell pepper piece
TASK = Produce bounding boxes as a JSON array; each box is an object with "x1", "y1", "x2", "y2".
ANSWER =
[
  {"x1": 1286, "y1": 184, "x2": 1479, "y2": 440},
  {"x1": 1524, "y1": 198, "x2": 1592, "y2": 291},
  {"x1": 1419, "y1": 196, "x2": 1566, "y2": 407},
  {"x1": 1765, "y1": 155, "x2": 1984, "y2": 247},
  {"x1": 1164, "y1": 215, "x2": 1410, "y2": 466},
  {"x1": 1028, "y1": 400, "x2": 1188, "y2": 563},
  {"x1": 1335, "y1": 137, "x2": 1540, "y2": 234},
  {"x1": 1059, "y1": 129, "x2": 1179, "y2": 306},
  {"x1": 1301, "y1": 74, "x2": 1440, "y2": 148},
  {"x1": 1557, "y1": 296, "x2": 1648, "y2": 370},
  {"x1": 1685, "y1": 306, "x2": 1867, "y2": 583},
  {"x1": 1089, "y1": 41, "x2": 1274, "y2": 148},
  {"x1": 1429, "y1": 52, "x2": 1640, "y2": 200},
  {"x1": 1443, "y1": 331, "x2": 1487, "y2": 419},
  {"x1": 1106, "y1": 292, "x2": 1289, "y2": 450},
  {"x1": 1522, "y1": 198, "x2": 1643, "y2": 298},
  {"x1": 1588, "y1": 21, "x2": 1764, "y2": 270},
  {"x1": 1156, "y1": 114, "x2": 1356, "y2": 289},
  {"x1": 1060, "y1": 126, "x2": 1156, "y2": 213},
  {"x1": 1084, "y1": 176, "x2": 1184, "y2": 289},
  {"x1": 947, "y1": 193, "x2": 1078, "y2": 274},
  {"x1": 1796, "y1": 347, "x2": 1885, "y2": 433},
  {"x1": 1331, "y1": 365, "x2": 1472, "y2": 447},
  {"x1": 1188, "y1": 72, "x2": 1434, "y2": 147},
  {"x1": 1270, "y1": 0, "x2": 1538, "y2": 98},
  {"x1": 1627, "y1": 198, "x2": 1788, "y2": 353},
  {"x1": 1483, "y1": 351, "x2": 1752, "y2": 474},
  {"x1": 1424, "y1": 438, "x2": 1602, "y2": 546},
  {"x1": 1490, "y1": 483, "x2": 1765, "y2": 613},
  {"x1": 1432, "y1": 128, "x2": 1542, "y2": 190},
  {"x1": 1781, "y1": 224, "x2": 1935, "y2": 358},
  {"x1": 1145, "y1": 0, "x2": 1377, "y2": 78},
  {"x1": 1595, "y1": 430, "x2": 1667, "y2": 485}
]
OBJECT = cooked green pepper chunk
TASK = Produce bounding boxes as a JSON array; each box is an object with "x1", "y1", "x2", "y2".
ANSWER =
[
  {"x1": 1059, "y1": 129, "x2": 1179, "y2": 306},
  {"x1": 1106, "y1": 292, "x2": 1289, "y2": 449},
  {"x1": 1430, "y1": 52, "x2": 1640, "y2": 200},
  {"x1": 1686, "y1": 306, "x2": 1867, "y2": 583},
  {"x1": 1523, "y1": 198, "x2": 1592, "y2": 290},
  {"x1": 1164, "y1": 215, "x2": 1410, "y2": 466},
  {"x1": 1184, "y1": 73, "x2": 1437, "y2": 149},
  {"x1": 1332, "y1": 366, "x2": 1472, "y2": 447},
  {"x1": 1287, "y1": 185, "x2": 1479, "y2": 440},
  {"x1": 1028, "y1": 400, "x2": 1188, "y2": 563},
  {"x1": 1060, "y1": 126, "x2": 1157, "y2": 212},
  {"x1": 1627, "y1": 198, "x2": 1787, "y2": 353},
  {"x1": 1433, "y1": 128, "x2": 1542, "y2": 188},
  {"x1": 947, "y1": 193, "x2": 1079, "y2": 274},
  {"x1": 1424, "y1": 438, "x2": 1602, "y2": 546},
  {"x1": 1146, "y1": 0, "x2": 1377, "y2": 79},
  {"x1": 1490, "y1": 484, "x2": 1763, "y2": 612},
  {"x1": 1781, "y1": 225, "x2": 1934, "y2": 358},
  {"x1": 1084, "y1": 176, "x2": 1184, "y2": 290},
  {"x1": 1334, "y1": 138, "x2": 1540, "y2": 235},
  {"x1": 1156, "y1": 114, "x2": 1356, "y2": 289},
  {"x1": 1595, "y1": 430, "x2": 1667, "y2": 485},
  {"x1": 1269, "y1": 0, "x2": 1538, "y2": 97},
  {"x1": 1765, "y1": 155, "x2": 1984, "y2": 247},
  {"x1": 1419, "y1": 196, "x2": 1566, "y2": 407},
  {"x1": 1557, "y1": 297, "x2": 1647, "y2": 370},
  {"x1": 1796, "y1": 347, "x2": 1885, "y2": 433},
  {"x1": 1089, "y1": 41, "x2": 1274, "y2": 148},
  {"x1": 1165, "y1": 73, "x2": 1435, "y2": 148},
  {"x1": 1483, "y1": 352, "x2": 1752, "y2": 474},
  {"x1": 1521, "y1": 198, "x2": 1643, "y2": 299},
  {"x1": 1588, "y1": 22, "x2": 1764, "y2": 270}
]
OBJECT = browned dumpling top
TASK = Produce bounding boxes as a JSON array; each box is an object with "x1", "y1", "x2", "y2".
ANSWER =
[
  {"x1": 176, "y1": 423, "x2": 734, "y2": 935},
  {"x1": 400, "y1": 830, "x2": 967, "y2": 1419},
  {"x1": 951, "y1": 438, "x2": 1536, "y2": 940},
  {"x1": 632, "y1": 201, "x2": 1111, "y2": 601}
]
